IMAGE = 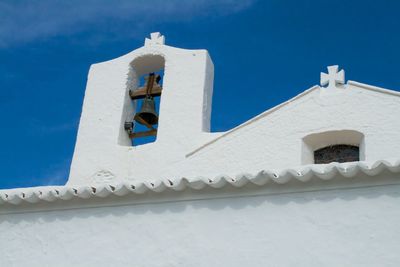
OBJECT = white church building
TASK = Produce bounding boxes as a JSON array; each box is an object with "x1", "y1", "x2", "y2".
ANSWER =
[{"x1": 1, "y1": 33, "x2": 400, "y2": 266}]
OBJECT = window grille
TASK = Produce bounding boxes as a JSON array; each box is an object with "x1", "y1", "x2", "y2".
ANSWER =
[{"x1": 314, "y1": 145, "x2": 359, "y2": 164}]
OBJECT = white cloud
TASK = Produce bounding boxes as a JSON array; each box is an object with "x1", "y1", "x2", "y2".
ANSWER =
[
  {"x1": 28, "y1": 119, "x2": 78, "y2": 135},
  {"x1": 41, "y1": 160, "x2": 71, "y2": 186},
  {"x1": 0, "y1": 0, "x2": 256, "y2": 47}
]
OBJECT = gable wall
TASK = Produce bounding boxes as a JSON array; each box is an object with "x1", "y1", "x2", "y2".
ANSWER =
[{"x1": 182, "y1": 85, "x2": 400, "y2": 178}]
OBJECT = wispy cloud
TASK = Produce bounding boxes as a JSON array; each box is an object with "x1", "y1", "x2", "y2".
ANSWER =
[
  {"x1": 41, "y1": 159, "x2": 71, "y2": 186},
  {"x1": 28, "y1": 119, "x2": 78, "y2": 136},
  {"x1": 0, "y1": 0, "x2": 256, "y2": 47}
]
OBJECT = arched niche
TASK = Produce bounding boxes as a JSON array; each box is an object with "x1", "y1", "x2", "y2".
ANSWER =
[
  {"x1": 118, "y1": 54, "x2": 166, "y2": 146},
  {"x1": 131, "y1": 54, "x2": 165, "y2": 76},
  {"x1": 301, "y1": 130, "x2": 365, "y2": 165}
]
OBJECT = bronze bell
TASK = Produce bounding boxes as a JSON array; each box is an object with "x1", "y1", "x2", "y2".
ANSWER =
[{"x1": 134, "y1": 96, "x2": 158, "y2": 125}]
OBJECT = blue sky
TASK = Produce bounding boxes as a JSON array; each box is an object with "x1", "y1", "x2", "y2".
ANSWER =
[{"x1": 0, "y1": 0, "x2": 399, "y2": 189}]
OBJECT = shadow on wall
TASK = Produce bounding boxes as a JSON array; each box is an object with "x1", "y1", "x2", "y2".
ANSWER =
[{"x1": 2, "y1": 177, "x2": 400, "y2": 225}]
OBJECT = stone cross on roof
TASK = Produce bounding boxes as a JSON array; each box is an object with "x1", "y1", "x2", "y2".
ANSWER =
[
  {"x1": 320, "y1": 65, "x2": 345, "y2": 89},
  {"x1": 144, "y1": 32, "x2": 165, "y2": 46}
]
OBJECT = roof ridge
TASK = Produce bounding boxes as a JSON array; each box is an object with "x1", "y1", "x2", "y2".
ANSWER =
[{"x1": 348, "y1": 80, "x2": 400, "y2": 97}]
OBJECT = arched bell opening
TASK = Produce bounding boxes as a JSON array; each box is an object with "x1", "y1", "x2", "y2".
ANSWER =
[{"x1": 119, "y1": 54, "x2": 165, "y2": 146}]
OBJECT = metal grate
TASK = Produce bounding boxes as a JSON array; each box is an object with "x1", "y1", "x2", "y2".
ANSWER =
[{"x1": 314, "y1": 145, "x2": 359, "y2": 164}]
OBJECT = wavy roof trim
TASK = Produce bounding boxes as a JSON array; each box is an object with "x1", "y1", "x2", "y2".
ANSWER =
[{"x1": 1, "y1": 159, "x2": 400, "y2": 206}]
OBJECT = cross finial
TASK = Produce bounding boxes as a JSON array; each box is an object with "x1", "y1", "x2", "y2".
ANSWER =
[
  {"x1": 320, "y1": 65, "x2": 345, "y2": 89},
  {"x1": 144, "y1": 32, "x2": 165, "y2": 46}
]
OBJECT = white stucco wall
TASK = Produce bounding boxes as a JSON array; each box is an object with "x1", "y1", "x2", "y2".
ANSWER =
[
  {"x1": 2, "y1": 175, "x2": 400, "y2": 267},
  {"x1": 3, "y1": 34, "x2": 400, "y2": 267},
  {"x1": 182, "y1": 82, "x2": 400, "y2": 178},
  {"x1": 68, "y1": 34, "x2": 400, "y2": 186},
  {"x1": 68, "y1": 41, "x2": 219, "y2": 185}
]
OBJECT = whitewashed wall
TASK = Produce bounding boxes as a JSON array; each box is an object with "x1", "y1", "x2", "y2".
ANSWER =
[
  {"x1": 68, "y1": 42, "x2": 220, "y2": 186},
  {"x1": 68, "y1": 34, "x2": 400, "y2": 186},
  {"x1": 2, "y1": 176, "x2": 400, "y2": 267},
  {"x1": 182, "y1": 82, "x2": 400, "y2": 178},
  {"x1": 3, "y1": 34, "x2": 400, "y2": 267}
]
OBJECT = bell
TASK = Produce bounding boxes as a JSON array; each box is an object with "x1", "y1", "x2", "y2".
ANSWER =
[{"x1": 134, "y1": 96, "x2": 158, "y2": 125}]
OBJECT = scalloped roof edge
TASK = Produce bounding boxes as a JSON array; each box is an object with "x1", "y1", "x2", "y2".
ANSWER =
[{"x1": 1, "y1": 159, "x2": 400, "y2": 207}]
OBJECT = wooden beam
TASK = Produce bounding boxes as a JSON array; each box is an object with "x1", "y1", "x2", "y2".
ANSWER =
[
  {"x1": 134, "y1": 116, "x2": 155, "y2": 130},
  {"x1": 129, "y1": 85, "x2": 162, "y2": 100},
  {"x1": 129, "y1": 129, "x2": 157, "y2": 139}
]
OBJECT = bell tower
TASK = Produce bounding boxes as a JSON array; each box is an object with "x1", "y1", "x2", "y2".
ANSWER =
[{"x1": 68, "y1": 32, "x2": 217, "y2": 185}]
